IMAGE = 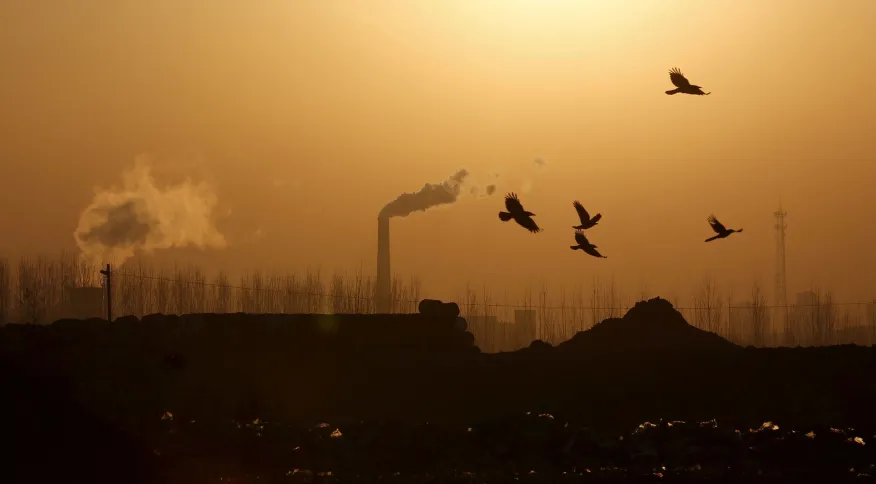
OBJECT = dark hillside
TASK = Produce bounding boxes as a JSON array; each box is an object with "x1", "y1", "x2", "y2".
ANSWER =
[{"x1": 0, "y1": 298, "x2": 874, "y2": 432}]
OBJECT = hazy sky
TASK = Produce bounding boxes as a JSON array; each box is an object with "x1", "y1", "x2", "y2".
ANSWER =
[{"x1": 1, "y1": 0, "x2": 875, "y2": 303}]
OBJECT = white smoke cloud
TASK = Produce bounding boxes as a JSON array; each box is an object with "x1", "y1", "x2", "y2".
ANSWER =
[{"x1": 73, "y1": 155, "x2": 227, "y2": 267}]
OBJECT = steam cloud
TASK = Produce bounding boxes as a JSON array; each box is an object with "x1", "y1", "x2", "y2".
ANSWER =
[
  {"x1": 380, "y1": 169, "x2": 491, "y2": 218},
  {"x1": 73, "y1": 156, "x2": 227, "y2": 267},
  {"x1": 469, "y1": 184, "x2": 497, "y2": 197}
]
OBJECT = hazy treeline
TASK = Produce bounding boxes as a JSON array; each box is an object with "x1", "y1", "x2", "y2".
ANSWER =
[
  {"x1": 0, "y1": 254, "x2": 874, "y2": 350},
  {"x1": 459, "y1": 275, "x2": 876, "y2": 351},
  {"x1": 0, "y1": 253, "x2": 422, "y2": 324}
]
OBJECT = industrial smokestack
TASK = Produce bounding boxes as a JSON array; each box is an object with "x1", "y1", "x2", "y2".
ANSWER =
[
  {"x1": 376, "y1": 169, "x2": 496, "y2": 312},
  {"x1": 376, "y1": 215, "x2": 391, "y2": 313}
]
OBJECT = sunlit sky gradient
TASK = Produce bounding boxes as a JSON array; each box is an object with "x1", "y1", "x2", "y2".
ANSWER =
[{"x1": 1, "y1": 0, "x2": 875, "y2": 303}]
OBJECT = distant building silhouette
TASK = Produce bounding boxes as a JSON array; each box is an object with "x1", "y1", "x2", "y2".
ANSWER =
[
  {"x1": 514, "y1": 309, "x2": 537, "y2": 344},
  {"x1": 464, "y1": 310, "x2": 539, "y2": 352},
  {"x1": 467, "y1": 315, "x2": 511, "y2": 353}
]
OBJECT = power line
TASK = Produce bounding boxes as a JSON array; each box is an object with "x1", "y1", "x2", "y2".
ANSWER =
[{"x1": 111, "y1": 270, "x2": 876, "y2": 312}]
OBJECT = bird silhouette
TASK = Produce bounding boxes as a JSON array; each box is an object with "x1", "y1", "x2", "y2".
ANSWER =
[
  {"x1": 705, "y1": 215, "x2": 743, "y2": 242},
  {"x1": 572, "y1": 200, "x2": 602, "y2": 230},
  {"x1": 498, "y1": 192, "x2": 541, "y2": 233},
  {"x1": 665, "y1": 68, "x2": 711, "y2": 96},
  {"x1": 570, "y1": 230, "x2": 607, "y2": 258}
]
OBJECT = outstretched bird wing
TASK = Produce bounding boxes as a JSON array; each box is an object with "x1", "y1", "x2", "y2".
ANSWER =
[
  {"x1": 590, "y1": 213, "x2": 602, "y2": 224},
  {"x1": 669, "y1": 68, "x2": 690, "y2": 88},
  {"x1": 516, "y1": 214, "x2": 541, "y2": 233},
  {"x1": 708, "y1": 214, "x2": 727, "y2": 234},
  {"x1": 583, "y1": 245, "x2": 606, "y2": 258},
  {"x1": 572, "y1": 200, "x2": 591, "y2": 224},
  {"x1": 574, "y1": 229, "x2": 589, "y2": 246},
  {"x1": 505, "y1": 192, "x2": 524, "y2": 213}
]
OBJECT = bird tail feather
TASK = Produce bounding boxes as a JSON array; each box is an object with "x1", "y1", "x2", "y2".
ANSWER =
[
  {"x1": 705, "y1": 235, "x2": 719, "y2": 242},
  {"x1": 666, "y1": 88, "x2": 680, "y2": 95},
  {"x1": 499, "y1": 211, "x2": 513, "y2": 222},
  {"x1": 570, "y1": 245, "x2": 580, "y2": 250}
]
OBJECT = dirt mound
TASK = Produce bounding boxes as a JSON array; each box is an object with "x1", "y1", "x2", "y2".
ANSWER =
[
  {"x1": 0, "y1": 357, "x2": 157, "y2": 484},
  {"x1": 555, "y1": 297, "x2": 740, "y2": 357}
]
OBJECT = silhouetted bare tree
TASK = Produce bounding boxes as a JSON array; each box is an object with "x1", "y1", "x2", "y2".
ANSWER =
[
  {"x1": 331, "y1": 274, "x2": 346, "y2": 313},
  {"x1": 214, "y1": 271, "x2": 231, "y2": 313},
  {"x1": 869, "y1": 300, "x2": 876, "y2": 344},
  {"x1": 589, "y1": 276, "x2": 621, "y2": 325},
  {"x1": 637, "y1": 280, "x2": 651, "y2": 303},
  {"x1": 692, "y1": 273, "x2": 723, "y2": 335},
  {"x1": 797, "y1": 288, "x2": 838, "y2": 346},
  {"x1": 814, "y1": 290, "x2": 838, "y2": 345},
  {"x1": 727, "y1": 284, "x2": 739, "y2": 342},
  {"x1": 0, "y1": 257, "x2": 9, "y2": 324},
  {"x1": 17, "y1": 257, "x2": 49, "y2": 324},
  {"x1": 302, "y1": 270, "x2": 322, "y2": 313},
  {"x1": 748, "y1": 281, "x2": 769, "y2": 346}
]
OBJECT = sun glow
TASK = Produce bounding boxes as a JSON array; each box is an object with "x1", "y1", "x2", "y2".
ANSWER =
[
  {"x1": 460, "y1": 0, "x2": 664, "y2": 55},
  {"x1": 469, "y1": 0, "x2": 640, "y2": 30}
]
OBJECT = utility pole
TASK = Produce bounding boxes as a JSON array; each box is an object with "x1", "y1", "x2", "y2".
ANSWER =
[{"x1": 100, "y1": 264, "x2": 112, "y2": 322}]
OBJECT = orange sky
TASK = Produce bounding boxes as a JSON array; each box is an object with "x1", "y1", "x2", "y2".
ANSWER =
[{"x1": 1, "y1": 0, "x2": 875, "y2": 304}]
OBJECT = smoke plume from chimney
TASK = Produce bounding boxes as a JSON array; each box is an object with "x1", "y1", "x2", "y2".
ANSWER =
[
  {"x1": 379, "y1": 169, "x2": 470, "y2": 219},
  {"x1": 73, "y1": 156, "x2": 227, "y2": 267}
]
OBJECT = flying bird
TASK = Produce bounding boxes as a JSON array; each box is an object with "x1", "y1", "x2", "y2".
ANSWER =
[
  {"x1": 572, "y1": 200, "x2": 602, "y2": 230},
  {"x1": 665, "y1": 68, "x2": 711, "y2": 96},
  {"x1": 498, "y1": 192, "x2": 541, "y2": 233},
  {"x1": 571, "y1": 230, "x2": 607, "y2": 258},
  {"x1": 705, "y1": 214, "x2": 743, "y2": 242}
]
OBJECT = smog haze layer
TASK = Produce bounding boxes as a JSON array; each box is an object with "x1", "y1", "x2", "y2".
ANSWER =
[{"x1": 1, "y1": 0, "x2": 875, "y2": 301}]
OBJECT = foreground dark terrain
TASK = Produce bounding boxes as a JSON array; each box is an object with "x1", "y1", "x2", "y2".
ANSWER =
[{"x1": 2, "y1": 298, "x2": 875, "y2": 483}]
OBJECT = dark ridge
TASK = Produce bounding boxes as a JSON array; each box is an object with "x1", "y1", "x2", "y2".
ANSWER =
[
  {"x1": 555, "y1": 297, "x2": 741, "y2": 357},
  {"x1": 0, "y1": 297, "x2": 874, "y2": 436}
]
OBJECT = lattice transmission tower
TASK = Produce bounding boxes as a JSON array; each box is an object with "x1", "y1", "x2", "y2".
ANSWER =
[{"x1": 774, "y1": 203, "x2": 789, "y2": 341}]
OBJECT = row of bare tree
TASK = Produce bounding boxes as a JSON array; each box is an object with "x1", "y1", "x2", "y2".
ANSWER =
[
  {"x1": 0, "y1": 254, "x2": 421, "y2": 324},
  {"x1": 461, "y1": 275, "x2": 876, "y2": 351},
  {"x1": 1, "y1": 254, "x2": 874, "y2": 350}
]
